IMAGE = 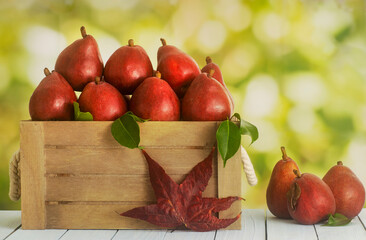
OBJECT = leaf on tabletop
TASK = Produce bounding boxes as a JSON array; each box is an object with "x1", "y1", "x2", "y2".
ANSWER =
[
  {"x1": 73, "y1": 102, "x2": 93, "y2": 121},
  {"x1": 216, "y1": 119, "x2": 241, "y2": 167},
  {"x1": 121, "y1": 148, "x2": 242, "y2": 231},
  {"x1": 322, "y1": 213, "x2": 352, "y2": 226}
]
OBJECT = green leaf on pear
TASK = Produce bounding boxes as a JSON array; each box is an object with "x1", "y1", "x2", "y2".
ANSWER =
[
  {"x1": 111, "y1": 113, "x2": 141, "y2": 149},
  {"x1": 322, "y1": 213, "x2": 352, "y2": 226},
  {"x1": 73, "y1": 102, "x2": 93, "y2": 121},
  {"x1": 232, "y1": 113, "x2": 258, "y2": 144},
  {"x1": 124, "y1": 111, "x2": 149, "y2": 123},
  {"x1": 216, "y1": 119, "x2": 241, "y2": 167}
]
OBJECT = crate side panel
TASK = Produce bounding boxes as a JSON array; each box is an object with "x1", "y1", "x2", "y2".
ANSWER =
[
  {"x1": 41, "y1": 121, "x2": 218, "y2": 147},
  {"x1": 20, "y1": 122, "x2": 46, "y2": 229},
  {"x1": 217, "y1": 148, "x2": 242, "y2": 230},
  {"x1": 46, "y1": 203, "x2": 168, "y2": 229},
  {"x1": 45, "y1": 175, "x2": 217, "y2": 202},
  {"x1": 45, "y1": 148, "x2": 215, "y2": 175}
]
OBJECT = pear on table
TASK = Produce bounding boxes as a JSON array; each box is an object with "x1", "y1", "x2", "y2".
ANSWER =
[
  {"x1": 55, "y1": 26, "x2": 103, "y2": 91},
  {"x1": 323, "y1": 161, "x2": 365, "y2": 219},
  {"x1": 266, "y1": 147, "x2": 300, "y2": 219},
  {"x1": 130, "y1": 71, "x2": 180, "y2": 121},
  {"x1": 287, "y1": 170, "x2": 336, "y2": 225},
  {"x1": 104, "y1": 39, "x2": 153, "y2": 95},
  {"x1": 157, "y1": 38, "x2": 200, "y2": 98},
  {"x1": 78, "y1": 77, "x2": 128, "y2": 121},
  {"x1": 29, "y1": 68, "x2": 77, "y2": 121}
]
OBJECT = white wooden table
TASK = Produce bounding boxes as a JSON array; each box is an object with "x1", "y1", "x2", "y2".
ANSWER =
[{"x1": 1, "y1": 209, "x2": 365, "y2": 240}]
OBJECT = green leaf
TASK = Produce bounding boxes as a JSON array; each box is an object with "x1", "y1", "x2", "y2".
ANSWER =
[
  {"x1": 232, "y1": 113, "x2": 258, "y2": 144},
  {"x1": 111, "y1": 114, "x2": 140, "y2": 149},
  {"x1": 322, "y1": 213, "x2": 352, "y2": 226},
  {"x1": 124, "y1": 111, "x2": 149, "y2": 123},
  {"x1": 216, "y1": 119, "x2": 241, "y2": 167},
  {"x1": 73, "y1": 102, "x2": 93, "y2": 121}
]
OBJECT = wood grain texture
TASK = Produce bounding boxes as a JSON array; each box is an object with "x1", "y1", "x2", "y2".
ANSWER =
[
  {"x1": 0, "y1": 211, "x2": 21, "y2": 239},
  {"x1": 6, "y1": 229, "x2": 67, "y2": 240},
  {"x1": 216, "y1": 209, "x2": 265, "y2": 240},
  {"x1": 217, "y1": 143, "x2": 242, "y2": 230},
  {"x1": 266, "y1": 210, "x2": 317, "y2": 240},
  {"x1": 60, "y1": 230, "x2": 117, "y2": 240},
  {"x1": 45, "y1": 175, "x2": 217, "y2": 202},
  {"x1": 20, "y1": 121, "x2": 46, "y2": 229},
  {"x1": 164, "y1": 230, "x2": 215, "y2": 240},
  {"x1": 314, "y1": 215, "x2": 366, "y2": 240},
  {"x1": 45, "y1": 148, "x2": 215, "y2": 175},
  {"x1": 38, "y1": 121, "x2": 218, "y2": 147},
  {"x1": 112, "y1": 229, "x2": 167, "y2": 240}
]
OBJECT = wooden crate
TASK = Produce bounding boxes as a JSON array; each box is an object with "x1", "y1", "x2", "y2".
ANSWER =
[{"x1": 19, "y1": 121, "x2": 242, "y2": 230}]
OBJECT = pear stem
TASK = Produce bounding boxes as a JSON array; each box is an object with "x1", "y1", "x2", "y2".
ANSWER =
[
  {"x1": 206, "y1": 56, "x2": 212, "y2": 64},
  {"x1": 155, "y1": 71, "x2": 161, "y2": 79},
  {"x1": 80, "y1": 26, "x2": 87, "y2": 38},
  {"x1": 44, "y1": 68, "x2": 51, "y2": 76},
  {"x1": 208, "y1": 69, "x2": 215, "y2": 78},
  {"x1": 95, "y1": 76, "x2": 101, "y2": 84},
  {"x1": 160, "y1": 38, "x2": 167, "y2": 46},
  {"x1": 128, "y1": 39, "x2": 134, "y2": 47},
  {"x1": 293, "y1": 169, "x2": 301, "y2": 178},
  {"x1": 337, "y1": 161, "x2": 343, "y2": 166},
  {"x1": 281, "y1": 146, "x2": 288, "y2": 161}
]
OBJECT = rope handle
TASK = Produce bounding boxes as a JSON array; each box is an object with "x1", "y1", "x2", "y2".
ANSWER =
[
  {"x1": 9, "y1": 149, "x2": 21, "y2": 201},
  {"x1": 241, "y1": 146, "x2": 258, "y2": 186}
]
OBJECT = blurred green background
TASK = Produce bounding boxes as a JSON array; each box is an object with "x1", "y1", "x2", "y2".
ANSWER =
[{"x1": 0, "y1": 0, "x2": 366, "y2": 210}]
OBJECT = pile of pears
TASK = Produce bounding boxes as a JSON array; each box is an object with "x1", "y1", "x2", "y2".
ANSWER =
[
  {"x1": 267, "y1": 147, "x2": 365, "y2": 225},
  {"x1": 29, "y1": 26, "x2": 234, "y2": 121}
]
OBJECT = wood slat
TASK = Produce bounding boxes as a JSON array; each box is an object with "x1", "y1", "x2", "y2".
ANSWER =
[
  {"x1": 359, "y1": 209, "x2": 366, "y2": 230},
  {"x1": 164, "y1": 230, "x2": 215, "y2": 240},
  {"x1": 45, "y1": 175, "x2": 217, "y2": 202},
  {"x1": 112, "y1": 230, "x2": 167, "y2": 240},
  {"x1": 0, "y1": 211, "x2": 21, "y2": 239},
  {"x1": 60, "y1": 230, "x2": 117, "y2": 240},
  {"x1": 215, "y1": 209, "x2": 265, "y2": 240},
  {"x1": 6, "y1": 229, "x2": 67, "y2": 240},
  {"x1": 217, "y1": 145, "x2": 242, "y2": 230},
  {"x1": 45, "y1": 148, "x2": 215, "y2": 175},
  {"x1": 46, "y1": 203, "x2": 170, "y2": 229},
  {"x1": 20, "y1": 122, "x2": 46, "y2": 229},
  {"x1": 314, "y1": 215, "x2": 366, "y2": 240},
  {"x1": 27, "y1": 121, "x2": 219, "y2": 147},
  {"x1": 266, "y1": 210, "x2": 317, "y2": 240}
]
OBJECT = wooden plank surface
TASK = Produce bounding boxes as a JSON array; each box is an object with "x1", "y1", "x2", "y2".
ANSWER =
[
  {"x1": 34, "y1": 121, "x2": 218, "y2": 147},
  {"x1": 6, "y1": 229, "x2": 67, "y2": 240},
  {"x1": 164, "y1": 230, "x2": 215, "y2": 240},
  {"x1": 45, "y1": 175, "x2": 217, "y2": 202},
  {"x1": 216, "y1": 209, "x2": 265, "y2": 240},
  {"x1": 112, "y1": 229, "x2": 166, "y2": 240},
  {"x1": 60, "y1": 230, "x2": 117, "y2": 240},
  {"x1": 0, "y1": 211, "x2": 21, "y2": 239},
  {"x1": 45, "y1": 148, "x2": 214, "y2": 175},
  {"x1": 20, "y1": 122, "x2": 46, "y2": 229},
  {"x1": 314, "y1": 215, "x2": 366, "y2": 240},
  {"x1": 359, "y1": 209, "x2": 366, "y2": 230},
  {"x1": 217, "y1": 146, "x2": 242, "y2": 230},
  {"x1": 266, "y1": 210, "x2": 317, "y2": 240}
]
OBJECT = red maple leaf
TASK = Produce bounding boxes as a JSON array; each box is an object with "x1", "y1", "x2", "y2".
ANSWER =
[{"x1": 121, "y1": 148, "x2": 243, "y2": 231}]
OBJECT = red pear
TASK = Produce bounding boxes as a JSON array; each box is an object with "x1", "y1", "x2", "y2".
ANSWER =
[
  {"x1": 323, "y1": 161, "x2": 365, "y2": 219},
  {"x1": 266, "y1": 147, "x2": 300, "y2": 219},
  {"x1": 287, "y1": 170, "x2": 336, "y2": 225},
  {"x1": 201, "y1": 56, "x2": 234, "y2": 112},
  {"x1": 29, "y1": 68, "x2": 77, "y2": 121},
  {"x1": 157, "y1": 38, "x2": 200, "y2": 98},
  {"x1": 181, "y1": 70, "x2": 232, "y2": 121},
  {"x1": 78, "y1": 77, "x2": 128, "y2": 121},
  {"x1": 55, "y1": 26, "x2": 103, "y2": 91},
  {"x1": 130, "y1": 71, "x2": 180, "y2": 121},
  {"x1": 104, "y1": 39, "x2": 153, "y2": 95}
]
